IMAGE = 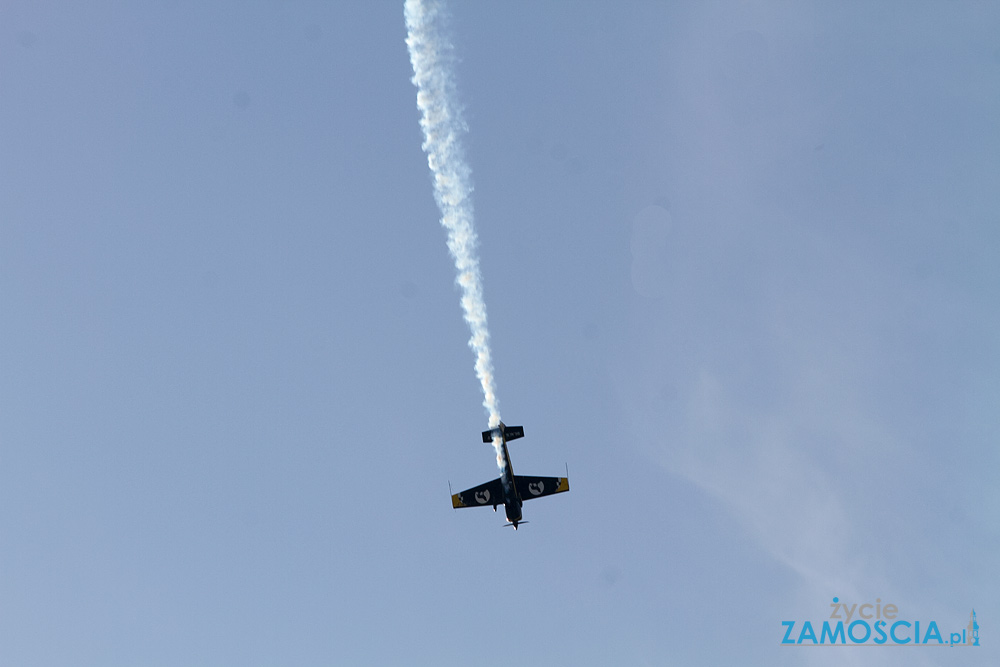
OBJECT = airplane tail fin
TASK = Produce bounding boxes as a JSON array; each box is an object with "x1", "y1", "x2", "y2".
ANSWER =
[{"x1": 482, "y1": 423, "x2": 524, "y2": 443}]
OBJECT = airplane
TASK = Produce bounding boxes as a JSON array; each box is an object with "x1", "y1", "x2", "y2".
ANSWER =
[{"x1": 450, "y1": 421, "x2": 569, "y2": 529}]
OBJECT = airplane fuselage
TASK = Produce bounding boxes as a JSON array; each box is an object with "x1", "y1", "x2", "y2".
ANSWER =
[{"x1": 496, "y1": 438, "x2": 523, "y2": 525}]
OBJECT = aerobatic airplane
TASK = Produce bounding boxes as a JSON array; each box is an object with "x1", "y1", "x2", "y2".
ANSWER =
[{"x1": 450, "y1": 422, "x2": 569, "y2": 529}]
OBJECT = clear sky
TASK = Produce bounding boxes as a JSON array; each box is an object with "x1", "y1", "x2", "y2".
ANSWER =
[{"x1": 2, "y1": 2, "x2": 997, "y2": 665}]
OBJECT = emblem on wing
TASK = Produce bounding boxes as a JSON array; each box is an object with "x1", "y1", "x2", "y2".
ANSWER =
[
  {"x1": 474, "y1": 489, "x2": 491, "y2": 504},
  {"x1": 528, "y1": 481, "x2": 545, "y2": 496}
]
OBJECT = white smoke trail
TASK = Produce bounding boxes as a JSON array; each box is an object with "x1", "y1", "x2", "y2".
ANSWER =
[{"x1": 404, "y1": 0, "x2": 504, "y2": 465}]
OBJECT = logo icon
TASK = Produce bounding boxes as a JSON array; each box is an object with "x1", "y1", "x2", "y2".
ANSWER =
[
  {"x1": 968, "y1": 609, "x2": 980, "y2": 646},
  {"x1": 474, "y1": 490, "x2": 491, "y2": 504},
  {"x1": 528, "y1": 481, "x2": 545, "y2": 496}
]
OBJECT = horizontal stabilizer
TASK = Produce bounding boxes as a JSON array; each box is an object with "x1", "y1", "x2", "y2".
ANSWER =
[
  {"x1": 481, "y1": 424, "x2": 524, "y2": 443},
  {"x1": 503, "y1": 425, "x2": 524, "y2": 440}
]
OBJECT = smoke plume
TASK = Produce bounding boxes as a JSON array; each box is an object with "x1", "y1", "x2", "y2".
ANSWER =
[{"x1": 405, "y1": 0, "x2": 504, "y2": 465}]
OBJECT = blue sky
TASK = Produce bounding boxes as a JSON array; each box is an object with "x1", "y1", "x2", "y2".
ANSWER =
[{"x1": 2, "y1": 2, "x2": 998, "y2": 665}]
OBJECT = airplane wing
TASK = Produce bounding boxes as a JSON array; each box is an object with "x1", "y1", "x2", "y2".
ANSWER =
[
  {"x1": 514, "y1": 475, "x2": 569, "y2": 501},
  {"x1": 452, "y1": 478, "x2": 503, "y2": 509}
]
